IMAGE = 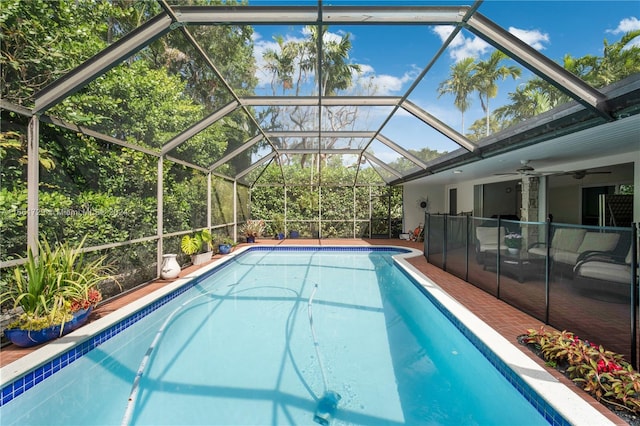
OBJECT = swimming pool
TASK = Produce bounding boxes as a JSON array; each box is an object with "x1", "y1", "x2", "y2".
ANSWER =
[{"x1": 1, "y1": 246, "x2": 612, "y2": 425}]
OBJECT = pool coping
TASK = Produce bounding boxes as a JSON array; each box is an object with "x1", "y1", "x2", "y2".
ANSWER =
[{"x1": 0, "y1": 245, "x2": 614, "y2": 425}]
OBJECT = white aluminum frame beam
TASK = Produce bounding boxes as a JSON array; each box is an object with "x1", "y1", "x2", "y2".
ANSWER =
[
  {"x1": 466, "y1": 13, "x2": 611, "y2": 119},
  {"x1": 376, "y1": 134, "x2": 428, "y2": 169},
  {"x1": 239, "y1": 96, "x2": 401, "y2": 107},
  {"x1": 172, "y1": 5, "x2": 468, "y2": 25},
  {"x1": 266, "y1": 131, "x2": 376, "y2": 138},
  {"x1": 27, "y1": 117, "x2": 39, "y2": 253},
  {"x1": 278, "y1": 149, "x2": 363, "y2": 155},
  {"x1": 173, "y1": 6, "x2": 318, "y2": 24},
  {"x1": 34, "y1": 14, "x2": 173, "y2": 113},
  {"x1": 401, "y1": 100, "x2": 477, "y2": 152},
  {"x1": 156, "y1": 156, "x2": 163, "y2": 278},
  {"x1": 166, "y1": 155, "x2": 209, "y2": 173},
  {"x1": 363, "y1": 152, "x2": 403, "y2": 179},
  {"x1": 322, "y1": 5, "x2": 469, "y2": 24},
  {"x1": 236, "y1": 152, "x2": 277, "y2": 180},
  {"x1": 162, "y1": 101, "x2": 239, "y2": 155},
  {"x1": 209, "y1": 134, "x2": 264, "y2": 171}
]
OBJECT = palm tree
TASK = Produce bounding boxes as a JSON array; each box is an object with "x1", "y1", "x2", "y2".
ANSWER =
[
  {"x1": 437, "y1": 57, "x2": 477, "y2": 133},
  {"x1": 263, "y1": 35, "x2": 301, "y2": 94},
  {"x1": 564, "y1": 30, "x2": 640, "y2": 88},
  {"x1": 473, "y1": 50, "x2": 522, "y2": 136},
  {"x1": 493, "y1": 84, "x2": 552, "y2": 125},
  {"x1": 263, "y1": 26, "x2": 361, "y2": 167},
  {"x1": 305, "y1": 26, "x2": 361, "y2": 96}
]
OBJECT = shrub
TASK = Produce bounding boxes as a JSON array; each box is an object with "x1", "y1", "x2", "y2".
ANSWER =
[{"x1": 523, "y1": 327, "x2": 640, "y2": 413}]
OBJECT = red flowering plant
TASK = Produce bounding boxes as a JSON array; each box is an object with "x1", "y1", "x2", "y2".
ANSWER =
[
  {"x1": 522, "y1": 327, "x2": 640, "y2": 413},
  {"x1": 69, "y1": 288, "x2": 103, "y2": 313}
]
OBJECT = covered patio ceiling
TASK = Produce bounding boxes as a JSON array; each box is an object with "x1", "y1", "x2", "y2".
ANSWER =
[{"x1": 12, "y1": 0, "x2": 640, "y2": 187}]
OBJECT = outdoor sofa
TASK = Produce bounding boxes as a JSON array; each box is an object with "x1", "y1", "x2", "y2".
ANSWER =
[
  {"x1": 475, "y1": 226, "x2": 507, "y2": 265},
  {"x1": 528, "y1": 228, "x2": 621, "y2": 273},
  {"x1": 573, "y1": 246, "x2": 636, "y2": 300}
]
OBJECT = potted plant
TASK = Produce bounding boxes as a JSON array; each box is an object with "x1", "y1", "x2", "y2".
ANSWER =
[
  {"x1": 181, "y1": 229, "x2": 214, "y2": 265},
  {"x1": 1, "y1": 236, "x2": 112, "y2": 347},
  {"x1": 217, "y1": 237, "x2": 235, "y2": 255},
  {"x1": 505, "y1": 232, "x2": 523, "y2": 253},
  {"x1": 239, "y1": 220, "x2": 265, "y2": 243},
  {"x1": 271, "y1": 214, "x2": 285, "y2": 240}
]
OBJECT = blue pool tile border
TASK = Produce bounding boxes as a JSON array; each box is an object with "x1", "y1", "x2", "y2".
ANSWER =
[
  {"x1": 0, "y1": 246, "x2": 405, "y2": 407},
  {"x1": 398, "y1": 266, "x2": 569, "y2": 426},
  {"x1": 0, "y1": 254, "x2": 237, "y2": 407},
  {"x1": 2, "y1": 245, "x2": 565, "y2": 426},
  {"x1": 249, "y1": 245, "x2": 410, "y2": 253}
]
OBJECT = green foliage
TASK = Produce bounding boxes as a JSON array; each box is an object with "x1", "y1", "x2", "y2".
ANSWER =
[
  {"x1": 1, "y1": 0, "x2": 123, "y2": 105},
  {"x1": 0, "y1": 130, "x2": 56, "y2": 179},
  {"x1": 0, "y1": 187, "x2": 157, "y2": 262},
  {"x1": 181, "y1": 229, "x2": 213, "y2": 255},
  {"x1": 620, "y1": 185, "x2": 634, "y2": 195},
  {"x1": 53, "y1": 61, "x2": 204, "y2": 145},
  {"x1": 0, "y1": 187, "x2": 27, "y2": 260},
  {"x1": 563, "y1": 30, "x2": 640, "y2": 88},
  {"x1": 523, "y1": 327, "x2": 640, "y2": 413},
  {"x1": 388, "y1": 147, "x2": 444, "y2": 172}
]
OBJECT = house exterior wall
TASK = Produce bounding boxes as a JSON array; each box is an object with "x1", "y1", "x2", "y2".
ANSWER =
[{"x1": 403, "y1": 155, "x2": 637, "y2": 228}]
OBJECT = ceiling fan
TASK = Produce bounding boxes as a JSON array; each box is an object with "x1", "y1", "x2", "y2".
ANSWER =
[
  {"x1": 495, "y1": 160, "x2": 612, "y2": 180},
  {"x1": 494, "y1": 160, "x2": 544, "y2": 176},
  {"x1": 557, "y1": 169, "x2": 612, "y2": 180}
]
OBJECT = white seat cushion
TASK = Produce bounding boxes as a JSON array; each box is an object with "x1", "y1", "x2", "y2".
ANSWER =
[
  {"x1": 577, "y1": 261, "x2": 631, "y2": 284},
  {"x1": 476, "y1": 226, "x2": 507, "y2": 253},
  {"x1": 554, "y1": 250, "x2": 580, "y2": 265},
  {"x1": 577, "y1": 232, "x2": 620, "y2": 253},
  {"x1": 552, "y1": 228, "x2": 587, "y2": 253}
]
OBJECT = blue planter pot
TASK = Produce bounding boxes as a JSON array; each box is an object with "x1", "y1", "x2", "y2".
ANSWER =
[
  {"x1": 289, "y1": 231, "x2": 299, "y2": 239},
  {"x1": 4, "y1": 307, "x2": 93, "y2": 348},
  {"x1": 276, "y1": 233, "x2": 285, "y2": 240},
  {"x1": 246, "y1": 236, "x2": 256, "y2": 243},
  {"x1": 219, "y1": 244, "x2": 231, "y2": 254}
]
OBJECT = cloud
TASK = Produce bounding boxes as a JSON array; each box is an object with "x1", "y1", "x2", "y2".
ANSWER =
[
  {"x1": 433, "y1": 25, "x2": 550, "y2": 62},
  {"x1": 432, "y1": 25, "x2": 490, "y2": 62},
  {"x1": 252, "y1": 32, "x2": 276, "y2": 88},
  {"x1": 607, "y1": 17, "x2": 640, "y2": 49},
  {"x1": 608, "y1": 16, "x2": 640, "y2": 34},
  {"x1": 356, "y1": 64, "x2": 419, "y2": 96},
  {"x1": 508, "y1": 27, "x2": 550, "y2": 51}
]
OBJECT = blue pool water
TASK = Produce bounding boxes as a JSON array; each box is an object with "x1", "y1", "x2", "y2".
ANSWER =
[{"x1": 1, "y1": 247, "x2": 559, "y2": 425}]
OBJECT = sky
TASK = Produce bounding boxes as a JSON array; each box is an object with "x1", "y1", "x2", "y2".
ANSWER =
[{"x1": 244, "y1": 0, "x2": 640, "y2": 162}]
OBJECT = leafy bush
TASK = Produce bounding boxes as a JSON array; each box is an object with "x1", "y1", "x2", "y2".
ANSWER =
[{"x1": 523, "y1": 327, "x2": 640, "y2": 413}]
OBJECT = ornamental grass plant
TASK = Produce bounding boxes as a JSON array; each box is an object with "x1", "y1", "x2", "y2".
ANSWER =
[
  {"x1": 1, "y1": 235, "x2": 112, "y2": 332},
  {"x1": 240, "y1": 220, "x2": 266, "y2": 238}
]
